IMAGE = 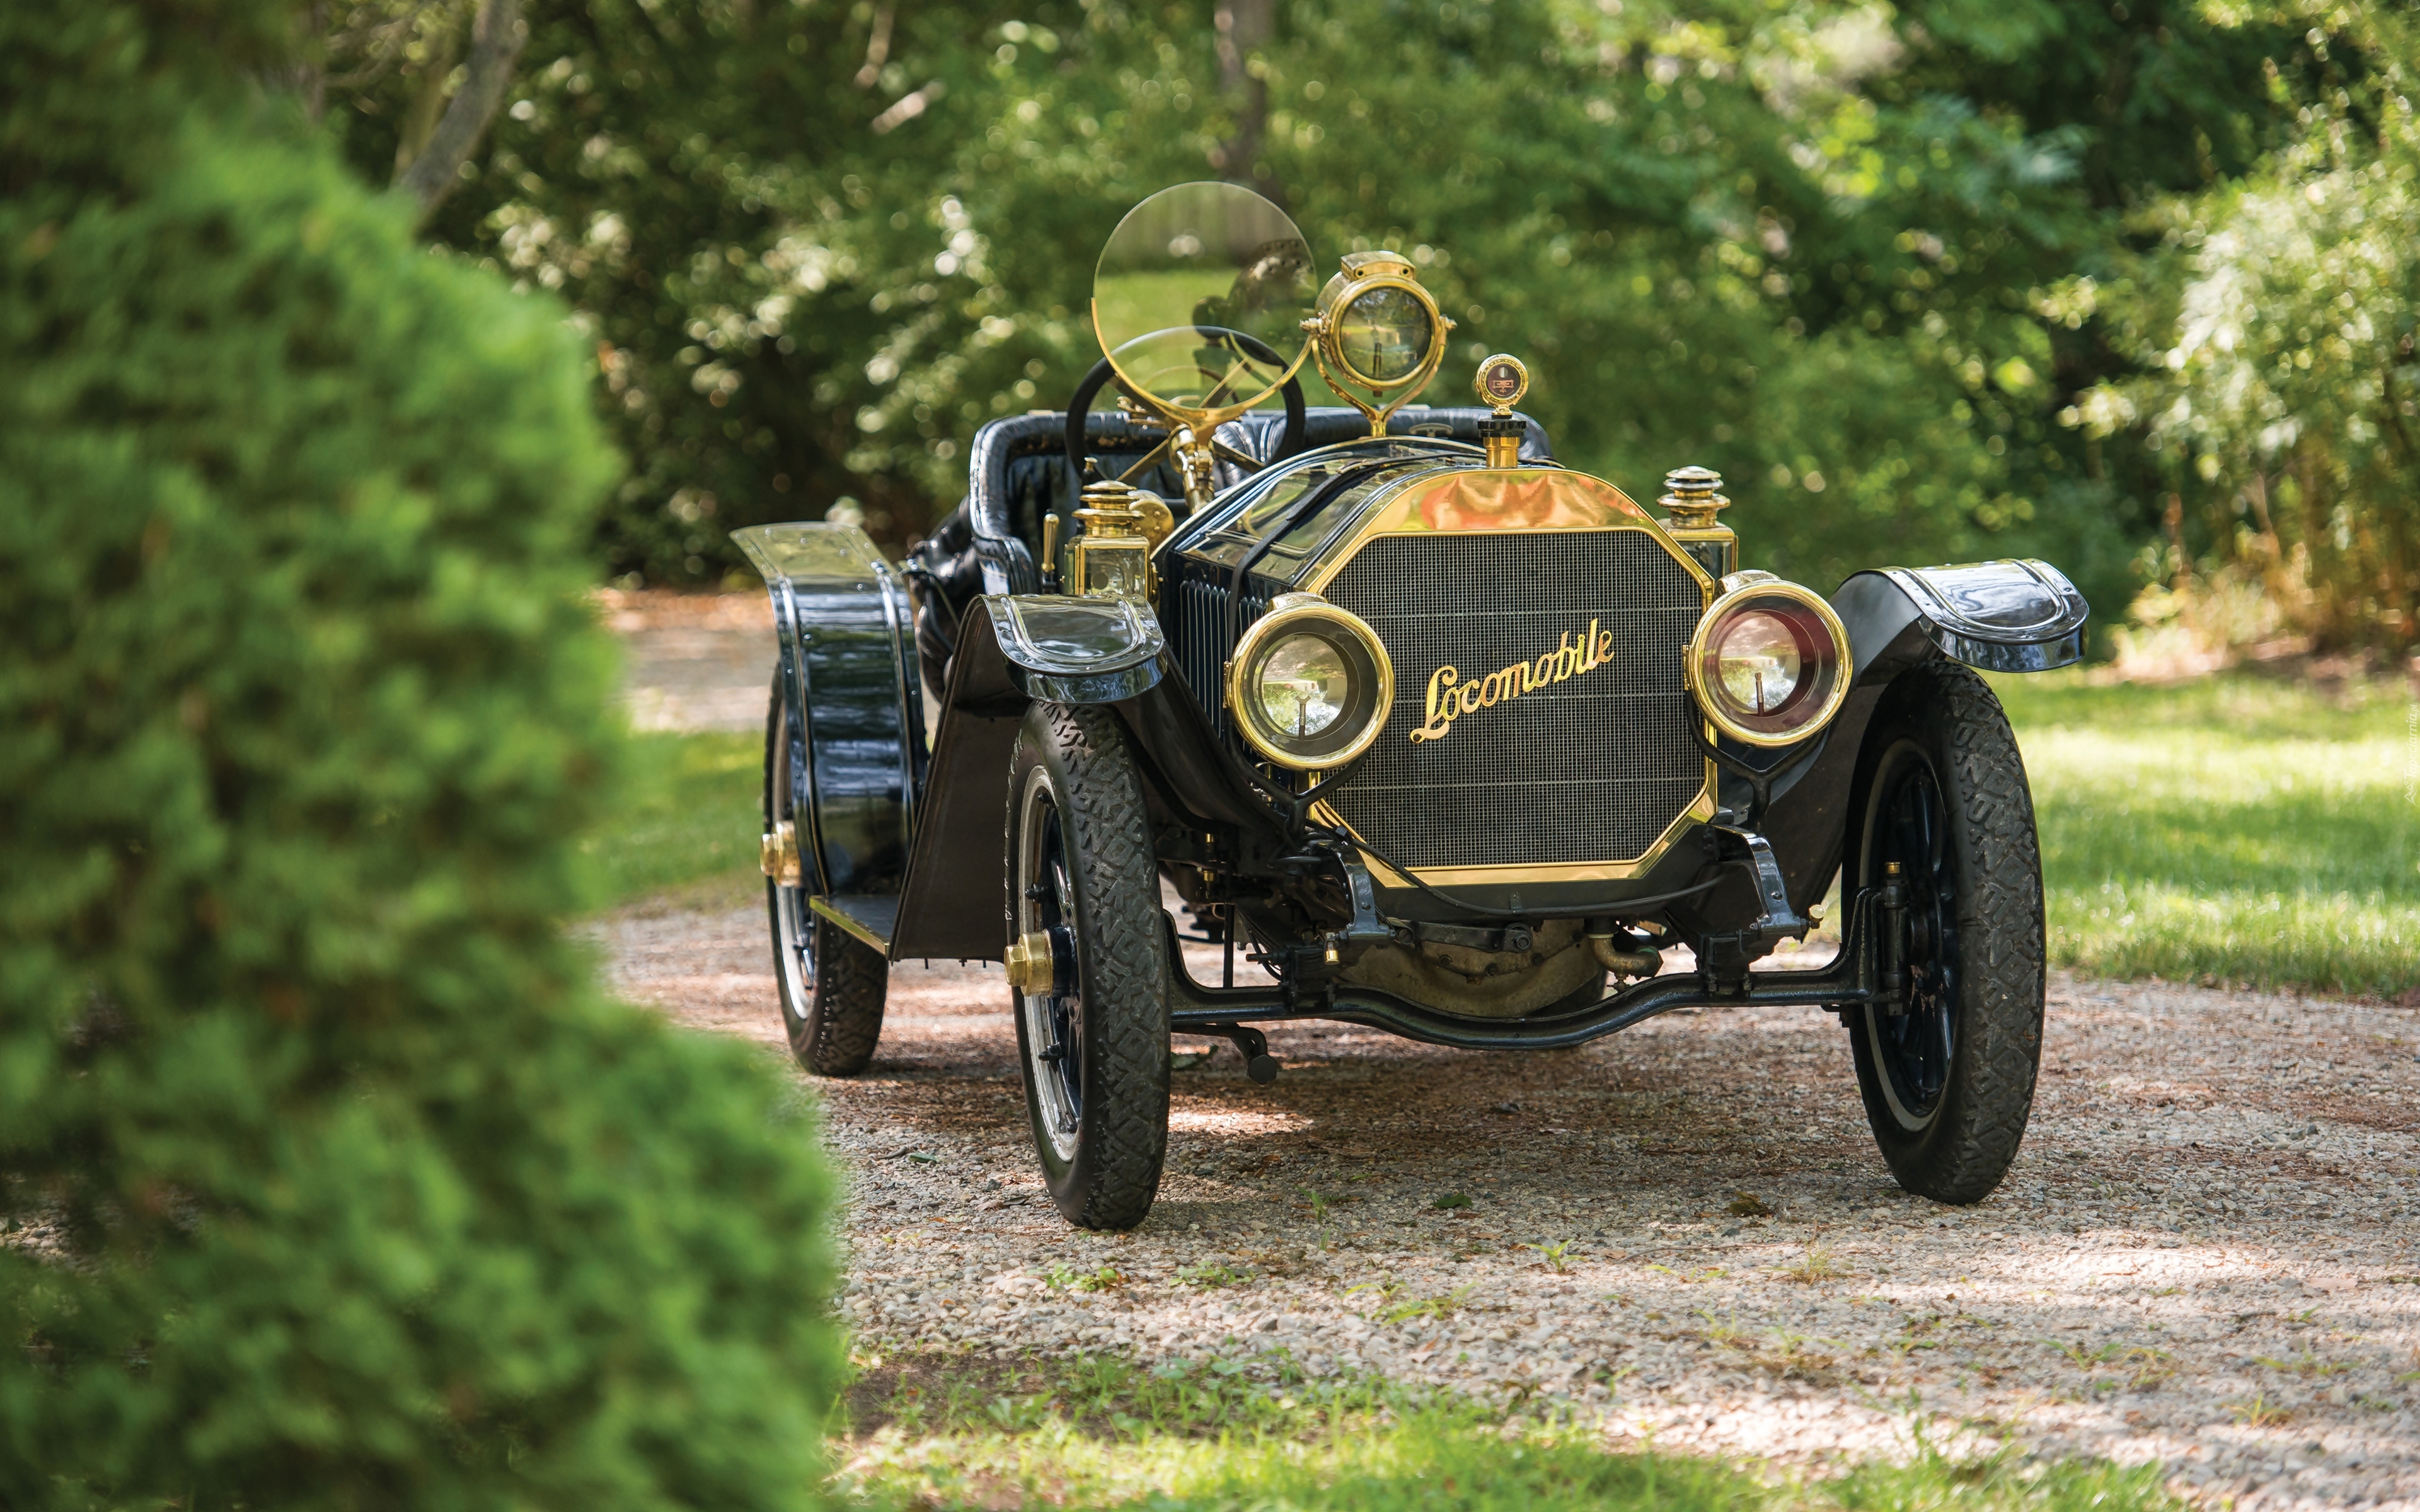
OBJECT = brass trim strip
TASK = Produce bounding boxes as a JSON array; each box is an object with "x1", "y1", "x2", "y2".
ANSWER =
[
  {"x1": 1313, "y1": 776, "x2": 1716, "y2": 889},
  {"x1": 1297, "y1": 464, "x2": 1724, "y2": 888},
  {"x1": 809, "y1": 893, "x2": 894, "y2": 955}
]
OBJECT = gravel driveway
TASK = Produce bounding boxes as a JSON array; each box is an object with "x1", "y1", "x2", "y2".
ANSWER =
[
  {"x1": 601, "y1": 896, "x2": 2420, "y2": 1508},
  {"x1": 600, "y1": 590, "x2": 2418, "y2": 1506}
]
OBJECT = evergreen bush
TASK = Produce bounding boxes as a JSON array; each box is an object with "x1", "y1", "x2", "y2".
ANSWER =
[{"x1": 0, "y1": 6, "x2": 839, "y2": 1508}]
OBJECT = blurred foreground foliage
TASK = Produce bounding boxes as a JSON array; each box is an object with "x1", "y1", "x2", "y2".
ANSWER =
[
  {"x1": 311, "y1": 0, "x2": 2412, "y2": 650},
  {"x1": 0, "y1": 4, "x2": 839, "y2": 1506}
]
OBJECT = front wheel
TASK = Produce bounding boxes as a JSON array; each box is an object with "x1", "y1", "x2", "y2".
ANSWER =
[
  {"x1": 1844, "y1": 661, "x2": 2045, "y2": 1203},
  {"x1": 1006, "y1": 703, "x2": 1172, "y2": 1230}
]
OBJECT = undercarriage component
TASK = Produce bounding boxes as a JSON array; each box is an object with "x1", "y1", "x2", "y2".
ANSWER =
[
  {"x1": 1174, "y1": 1022, "x2": 1281, "y2": 1084},
  {"x1": 1693, "y1": 823, "x2": 1814, "y2": 992},
  {"x1": 1342, "y1": 917, "x2": 1600, "y2": 1018},
  {"x1": 1161, "y1": 895, "x2": 1885, "y2": 1051},
  {"x1": 1585, "y1": 922, "x2": 1662, "y2": 978}
]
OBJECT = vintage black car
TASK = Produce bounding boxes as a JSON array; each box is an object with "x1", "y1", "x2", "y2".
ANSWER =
[{"x1": 736, "y1": 184, "x2": 2087, "y2": 1230}]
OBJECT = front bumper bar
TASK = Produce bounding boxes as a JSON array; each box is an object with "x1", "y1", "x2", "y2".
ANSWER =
[{"x1": 1166, "y1": 888, "x2": 1882, "y2": 1052}]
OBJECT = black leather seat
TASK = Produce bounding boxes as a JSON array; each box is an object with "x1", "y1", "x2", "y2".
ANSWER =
[
  {"x1": 906, "y1": 404, "x2": 1552, "y2": 693},
  {"x1": 965, "y1": 404, "x2": 1552, "y2": 563}
]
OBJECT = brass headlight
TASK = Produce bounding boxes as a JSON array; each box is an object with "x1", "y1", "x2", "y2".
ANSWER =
[
  {"x1": 1226, "y1": 593, "x2": 1394, "y2": 770},
  {"x1": 1685, "y1": 576, "x2": 1852, "y2": 747}
]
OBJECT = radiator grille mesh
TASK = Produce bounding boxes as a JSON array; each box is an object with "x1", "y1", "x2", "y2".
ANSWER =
[{"x1": 1320, "y1": 530, "x2": 1705, "y2": 869}]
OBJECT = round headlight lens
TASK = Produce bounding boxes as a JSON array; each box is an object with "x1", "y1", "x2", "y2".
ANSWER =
[
  {"x1": 1686, "y1": 582, "x2": 1851, "y2": 747},
  {"x1": 1255, "y1": 633, "x2": 1350, "y2": 738},
  {"x1": 1714, "y1": 610, "x2": 1803, "y2": 716},
  {"x1": 1226, "y1": 597, "x2": 1395, "y2": 770},
  {"x1": 1334, "y1": 285, "x2": 1434, "y2": 386}
]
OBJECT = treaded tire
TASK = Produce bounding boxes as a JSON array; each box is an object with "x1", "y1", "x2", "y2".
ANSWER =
[
  {"x1": 764, "y1": 672, "x2": 886, "y2": 1075},
  {"x1": 1843, "y1": 660, "x2": 2044, "y2": 1204},
  {"x1": 1006, "y1": 703, "x2": 1172, "y2": 1230}
]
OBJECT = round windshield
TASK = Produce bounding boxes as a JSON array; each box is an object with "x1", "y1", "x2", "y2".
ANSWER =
[{"x1": 1092, "y1": 183, "x2": 1315, "y2": 416}]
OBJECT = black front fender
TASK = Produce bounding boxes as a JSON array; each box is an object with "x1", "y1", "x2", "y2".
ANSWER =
[
  {"x1": 887, "y1": 594, "x2": 1168, "y2": 961},
  {"x1": 1834, "y1": 558, "x2": 2089, "y2": 675},
  {"x1": 1753, "y1": 558, "x2": 2087, "y2": 915}
]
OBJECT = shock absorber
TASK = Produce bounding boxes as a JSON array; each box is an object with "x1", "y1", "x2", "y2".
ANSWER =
[{"x1": 1877, "y1": 859, "x2": 1909, "y2": 1015}]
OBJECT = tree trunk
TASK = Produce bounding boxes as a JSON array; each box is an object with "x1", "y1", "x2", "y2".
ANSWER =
[
  {"x1": 1213, "y1": 0, "x2": 1276, "y2": 203},
  {"x1": 393, "y1": 0, "x2": 526, "y2": 226},
  {"x1": 393, "y1": 17, "x2": 462, "y2": 179}
]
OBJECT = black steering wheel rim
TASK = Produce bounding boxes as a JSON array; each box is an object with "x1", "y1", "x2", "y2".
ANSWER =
[{"x1": 1063, "y1": 338, "x2": 1309, "y2": 487}]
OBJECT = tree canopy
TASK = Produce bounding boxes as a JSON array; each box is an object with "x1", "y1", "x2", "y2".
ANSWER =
[{"x1": 321, "y1": 0, "x2": 2410, "y2": 649}]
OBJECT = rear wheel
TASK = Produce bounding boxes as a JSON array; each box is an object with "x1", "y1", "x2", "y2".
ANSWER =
[
  {"x1": 1007, "y1": 703, "x2": 1171, "y2": 1230},
  {"x1": 1845, "y1": 662, "x2": 2044, "y2": 1203},
  {"x1": 765, "y1": 673, "x2": 886, "y2": 1075}
]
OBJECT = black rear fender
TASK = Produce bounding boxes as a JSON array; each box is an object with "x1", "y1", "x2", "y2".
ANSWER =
[{"x1": 730, "y1": 522, "x2": 926, "y2": 896}]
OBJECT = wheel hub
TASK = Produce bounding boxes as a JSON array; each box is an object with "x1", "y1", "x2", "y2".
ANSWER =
[{"x1": 1869, "y1": 750, "x2": 1960, "y2": 1128}]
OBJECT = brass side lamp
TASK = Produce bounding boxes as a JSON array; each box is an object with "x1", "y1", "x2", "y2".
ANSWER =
[
  {"x1": 1054, "y1": 477, "x2": 1176, "y2": 599},
  {"x1": 1657, "y1": 464, "x2": 1737, "y2": 578}
]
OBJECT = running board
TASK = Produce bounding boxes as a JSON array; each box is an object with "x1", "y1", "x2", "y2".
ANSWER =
[
  {"x1": 810, "y1": 893, "x2": 897, "y2": 955},
  {"x1": 1161, "y1": 892, "x2": 1882, "y2": 1052}
]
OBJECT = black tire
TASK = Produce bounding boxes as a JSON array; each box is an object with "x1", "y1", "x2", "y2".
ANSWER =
[
  {"x1": 1006, "y1": 703, "x2": 1172, "y2": 1229},
  {"x1": 764, "y1": 673, "x2": 886, "y2": 1075},
  {"x1": 1843, "y1": 661, "x2": 2045, "y2": 1203}
]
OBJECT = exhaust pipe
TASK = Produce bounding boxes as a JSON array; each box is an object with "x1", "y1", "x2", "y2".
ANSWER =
[{"x1": 1586, "y1": 919, "x2": 1662, "y2": 978}]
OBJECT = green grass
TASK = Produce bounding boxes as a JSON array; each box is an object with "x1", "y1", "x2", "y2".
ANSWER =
[
  {"x1": 585, "y1": 669, "x2": 2415, "y2": 995},
  {"x1": 1991, "y1": 667, "x2": 2416, "y2": 999},
  {"x1": 579, "y1": 730, "x2": 761, "y2": 909},
  {"x1": 841, "y1": 1351, "x2": 2179, "y2": 1512}
]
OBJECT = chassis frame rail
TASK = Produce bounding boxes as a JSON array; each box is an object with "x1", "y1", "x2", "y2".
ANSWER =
[{"x1": 1167, "y1": 888, "x2": 1882, "y2": 1052}]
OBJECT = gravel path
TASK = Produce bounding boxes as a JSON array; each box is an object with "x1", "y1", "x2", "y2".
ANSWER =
[
  {"x1": 599, "y1": 898, "x2": 2420, "y2": 1508},
  {"x1": 598, "y1": 588, "x2": 774, "y2": 733},
  {"x1": 598, "y1": 590, "x2": 2419, "y2": 1503}
]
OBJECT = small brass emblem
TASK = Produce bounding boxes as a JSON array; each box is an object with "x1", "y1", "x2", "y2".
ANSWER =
[
  {"x1": 1476, "y1": 353, "x2": 1528, "y2": 408},
  {"x1": 1410, "y1": 618, "x2": 1616, "y2": 744}
]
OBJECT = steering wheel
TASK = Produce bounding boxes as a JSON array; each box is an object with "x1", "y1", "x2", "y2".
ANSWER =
[{"x1": 1063, "y1": 336, "x2": 1309, "y2": 493}]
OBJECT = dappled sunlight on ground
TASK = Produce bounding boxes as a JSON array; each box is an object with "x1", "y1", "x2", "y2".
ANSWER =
[{"x1": 597, "y1": 896, "x2": 2420, "y2": 1508}]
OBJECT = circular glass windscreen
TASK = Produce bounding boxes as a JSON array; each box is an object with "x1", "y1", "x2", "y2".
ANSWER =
[
  {"x1": 1093, "y1": 183, "x2": 1315, "y2": 416},
  {"x1": 1254, "y1": 633, "x2": 1349, "y2": 738},
  {"x1": 1333, "y1": 284, "x2": 1434, "y2": 386},
  {"x1": 1714, "y1": 610, "x2": 1804, "y2": 715}
]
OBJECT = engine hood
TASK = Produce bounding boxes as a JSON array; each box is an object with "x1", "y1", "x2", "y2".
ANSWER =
[{"x1": 1161, "y1": 440, "x2": 1695, "y2": 592}]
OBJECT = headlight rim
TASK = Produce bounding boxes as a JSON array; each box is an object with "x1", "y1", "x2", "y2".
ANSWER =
[
  {"x1": 1326, "y1": 277, "x2": 1443, "y2": 392},
  {"x1": 1685, "y1": 580, "x2": 1852, "y2": 748},
  {"x1": 1225, "y1": 595, "x2": 1395, "y2": 771}
]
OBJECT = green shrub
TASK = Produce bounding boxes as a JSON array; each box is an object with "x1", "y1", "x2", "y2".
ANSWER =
[{"x1": 0, "y1": 7, "x2": 839, "y2": 1508}]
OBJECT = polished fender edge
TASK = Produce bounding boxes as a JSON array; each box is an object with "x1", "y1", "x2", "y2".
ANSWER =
[
  {"x1": 1836, "y1": 558, "x2": 2089, "y2": 675},
  {"x1": 981, "y1": 592, "x2": 1165, "y2": 704}
]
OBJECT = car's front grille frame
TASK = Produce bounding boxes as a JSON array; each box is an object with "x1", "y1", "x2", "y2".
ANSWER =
[{"x1": 1312, "y1": 528, "x2": 1710, "y2": 877}]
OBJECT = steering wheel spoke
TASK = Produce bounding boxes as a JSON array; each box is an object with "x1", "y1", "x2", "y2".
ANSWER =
[{"x1": 1064, "y1": 356, "x2": 1307, "y2": 493}]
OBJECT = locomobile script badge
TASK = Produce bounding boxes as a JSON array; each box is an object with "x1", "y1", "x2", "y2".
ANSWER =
[{"x1": 1409, "y1": 618, "x2": 1617, "y2": 744}]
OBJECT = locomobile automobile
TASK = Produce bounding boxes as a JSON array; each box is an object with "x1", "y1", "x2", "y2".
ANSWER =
[{"x1": 737, "y1": 184, "x2": 2089, "y2": 1229}]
